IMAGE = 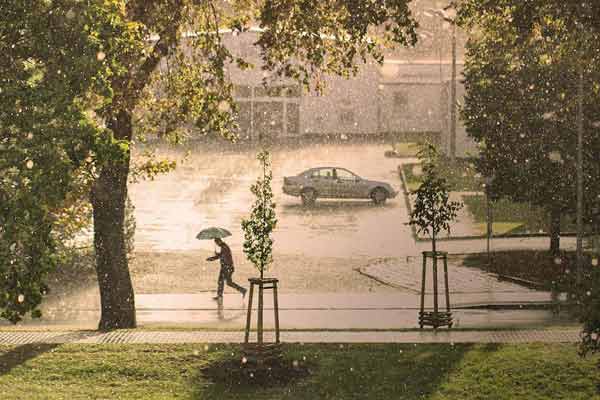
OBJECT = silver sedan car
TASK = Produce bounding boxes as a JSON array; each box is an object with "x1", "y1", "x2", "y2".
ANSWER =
[{"x1": 283, "y1": 167, "x2": 398, "y2": 205}]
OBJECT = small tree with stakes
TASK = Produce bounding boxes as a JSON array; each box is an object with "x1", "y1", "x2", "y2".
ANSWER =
[
  {"x1": 409, "y1": 143, "x2": 463, "y2": 328},
  {"x1": 241, "y1": 150, "x2": 280, "y2": 365},
  {"x1": 242, "y1": 150, "x2": 277, "y2": 282}
]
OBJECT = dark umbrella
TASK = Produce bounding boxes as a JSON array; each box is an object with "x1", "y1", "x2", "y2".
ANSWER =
[{"x1": 196, "y1": 227, "x2": 232, "y2": 240}]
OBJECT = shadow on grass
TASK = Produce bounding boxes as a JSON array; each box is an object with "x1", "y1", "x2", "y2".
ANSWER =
[
  {"x1": 463, "y1": 250, "x2": 569, "y2": 290},
  {"x1": 192, "y1": 343, "x2": 473, "y2": 399},
  {"x1": 0, "y1": 343, "x2": 62, "y2": 376},
  {"x1": 200, "y1": 353, "x2": 312, "y2": 389},
  {"x1": 0, "y1": 331, "x2": 102, "y2": 376}
]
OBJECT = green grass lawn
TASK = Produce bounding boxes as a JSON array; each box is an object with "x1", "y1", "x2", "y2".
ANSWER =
[
  {"x1": 401, "y1": 157, "x2": 483, "y2": 192},
  {"x1": 399, "y1": 158, "x2": 584, "y2": 238},
  {"x1": 0, "y1": 343, "x2": 598, "y2": 399},
  {"x1": 463, "y1": 195, "x2": 577, "y2": 236},
  {"x1": 388, "y1": 142, "x2": 422, "y2": 158}
]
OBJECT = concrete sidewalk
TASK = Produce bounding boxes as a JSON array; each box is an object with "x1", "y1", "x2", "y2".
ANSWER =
[
  {"x1": 0, "y1": 293, "x2": 573, "y2": 331},
  {"x1": 414, "y1": 235, "x2": 577, "y2": 256},
  {"x1": 360, "y1": 257, "x2": 550, "y2": 295},
  {"x1": 0, "y1": 328, "x2": 582, "y2": 344}
]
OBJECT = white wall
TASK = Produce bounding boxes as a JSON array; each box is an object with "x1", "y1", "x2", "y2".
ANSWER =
[{"x1": 300, "y1": 62, "x2": 380, "y2": 135}]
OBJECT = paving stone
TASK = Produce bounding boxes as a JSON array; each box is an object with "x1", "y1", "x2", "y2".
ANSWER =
[
  {"x1": 361, "y1": 256, "x2": 537, "y2": 294},
  {"x1": 0, "y1": 329, "x2": 581, "y2": 344}
]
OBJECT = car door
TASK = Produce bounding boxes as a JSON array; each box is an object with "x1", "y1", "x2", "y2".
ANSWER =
[
  {"x1": 311, "y1": 168, "x2": 335, "y2": 198},
  {"x1": 333, "y1": 168, "x2": 360, "y2": 198}
]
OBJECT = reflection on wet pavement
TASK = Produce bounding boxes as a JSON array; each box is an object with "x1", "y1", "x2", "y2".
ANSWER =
[{"x1": 130, "y1": 142, "x2": 417, "y2": 257}]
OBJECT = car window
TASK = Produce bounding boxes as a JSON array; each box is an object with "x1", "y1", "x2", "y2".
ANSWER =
[
  {"x1": 311, "y1": 168, "x2": 334, "y2": 179},
  {"x1": 335, "y1": 169, "x2": 356, "y2": 181}
]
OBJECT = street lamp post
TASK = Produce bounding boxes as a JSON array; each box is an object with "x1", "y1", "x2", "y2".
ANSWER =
[
  {"x1": 485, "y1": 176, "x2": 493, "y2": 269},
  {"x1": 450, "y1": 21, "x2": 457, "y2": 160},
  {"x1": 424, "y1": 6, "x2": 458, "y2": 159},
  {"x1": 485, "y1": 178, "x2": 494, "y2": 269},
  {"x1": 576, "y1": 64, "x2": 584, "y2": 287}
]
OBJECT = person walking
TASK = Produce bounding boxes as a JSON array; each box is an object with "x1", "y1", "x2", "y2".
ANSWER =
[{"x1": 206, "y1": 237, "x2": 247, "y2": 301}]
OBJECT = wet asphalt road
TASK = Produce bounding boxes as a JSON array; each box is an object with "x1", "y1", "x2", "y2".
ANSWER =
[{"x1": 129, "y1": 142, "x2": 419, "y2": 258}]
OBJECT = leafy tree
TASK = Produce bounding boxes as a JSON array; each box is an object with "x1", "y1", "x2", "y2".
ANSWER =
[
  {"x1": 2, "y1": 0, "x2": 418, "y2": 329},
  {"x1": 409, "y1": 144, "x2": 463, "y2": 253},
  {"x1": 580, "y1": 267, "x2": 600, "y2": 352},
  {"x1": 458, "y1": 0, "x2": 600, "y2": 356},
  {"x1": 0, "y1": 3, "x2": 109, "y2": 323},
  {"x1": 241, "y1": 151, "x2": 277, "y2": 280},
  {"x1": 459, "y1": 0, "x2": 600, "y2": 254},
  {"x1": 240, "y1": 150, "x2": 277, "y2": 345}
]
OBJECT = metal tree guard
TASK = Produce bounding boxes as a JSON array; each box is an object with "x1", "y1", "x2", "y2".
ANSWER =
[{"x1": 419, "y1": 250, "x2": 452, "y2": 329}]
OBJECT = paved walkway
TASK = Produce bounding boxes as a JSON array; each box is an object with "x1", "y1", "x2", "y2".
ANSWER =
[
  {"x1": 0, "y1": 328, "x2": 581, "y2": 344},
  {"x1": 360, "y1": 256, "x2": 541, "y2": 294},
  {"x1": 1, "y1": 293, "x2": 573, "y2": 331},
  {"x1": 414, "y1": 235, "x2": 577, "y2": 256}
]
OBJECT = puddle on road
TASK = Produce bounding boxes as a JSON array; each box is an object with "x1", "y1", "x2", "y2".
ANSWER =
[{"x1": 130, "y1": 142, "x2": 417, "y2": 257}]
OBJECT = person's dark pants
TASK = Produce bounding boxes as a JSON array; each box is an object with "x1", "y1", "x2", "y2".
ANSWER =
[{"x1": 217, "y1": 266, "x2": 246, "y2": 297}]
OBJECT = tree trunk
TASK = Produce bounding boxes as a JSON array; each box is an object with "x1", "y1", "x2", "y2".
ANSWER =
[
  {"x1": 91, "y1": 110, "x2": 136, "y2": 330},
  {"x1": 549, "y1": 207, "x2": 561, "y2": 256}
]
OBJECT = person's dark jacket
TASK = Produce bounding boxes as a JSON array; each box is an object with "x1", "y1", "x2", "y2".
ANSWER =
[{"x1": 207, "y1": 242, "x2": 234, "y2": 270}]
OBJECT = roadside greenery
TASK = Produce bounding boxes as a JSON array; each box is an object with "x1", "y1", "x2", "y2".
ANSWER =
[
  {"x1": 458, "y1": 0, "x2": 600, "y2": 357},
  {"x1": 0, "y1": 343, "x2": 597, "y2": 399},
  {"x1": 402, "y1": 161, "x2": 580, "y2": 237},
  {"x1": 463, "y1": 195, "x2": 577, "y2": 236},
  {"x1": 385, "y1": 142, "x2": 422, "y2": 158},
  {"x1": 459, "y1": 1, "x2": 600, "y2": 254},
  {"x1": 408, "y1": 144, "x2": 463, "y2": 253},
  {"x1": 401, "y1": 158, "x2": 483, "y2": 192},
  {"x1": 463, "y1": 250, "x2": 593, "y2": 291},
  {"x1": 0, "y1": 4, "x2": 105, "y2": 323}
]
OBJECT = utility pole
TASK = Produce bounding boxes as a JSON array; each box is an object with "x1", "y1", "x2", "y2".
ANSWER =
[
  {"x1": 486, "y1": 179, "x2": 493, "y2": 270},
  {"x1": 576, "y1": 64, "x2": 584, "y2": 287},
  {"x1": 424, "y1": 4, "x2": 458, "y2": 159},
  {"x1": 450, "y1": 21, "x2": 457, "y2": 160}
]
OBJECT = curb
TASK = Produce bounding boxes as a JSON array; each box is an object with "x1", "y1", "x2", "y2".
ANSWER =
[
  {"x1": 0, "y1": 329, "x2": 583, "y2": 344},
  {"x1": 357, "y1": 257, "x2": 564, "y2": 309},
  {"x1": 355, "y1": 267, "x2": 420, "y2": 294}
]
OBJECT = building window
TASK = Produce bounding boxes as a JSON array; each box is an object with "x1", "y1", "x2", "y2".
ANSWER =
[
  {"x1": 234, "y1": 101, "x2": 252, "y2": 139},
  {"x1": 253, "y1": 102, "x2": 283, "y2": 140},
  {"x1": 286, "y1": 103, "x2": 300, "y2": 135},
  {"x1": 393, "y1": 91, "x2": 409, "y2": 112},
  {"x1": 284, "y1": 85, "x2": 302, "y2": 98},
  {"x1": 339, "y1": 110, "x2": 355, "y2": 125},
  {"x1": 255, "y1": 84, "x2": 301, "y2": 98},
  {"x1": 254, "y1": 85, "x2": 271, "y2": 97},
  {"x1": 233, "y1": 85, "x2": 252, "y2": 98}
]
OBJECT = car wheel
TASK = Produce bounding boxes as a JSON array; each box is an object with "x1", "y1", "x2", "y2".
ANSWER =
[
  {"x1": 301, "y1": 188, "x2": 317, "y2": 206},
  {"x1": 371, "y1": 188, "x2": 388, "y2": 205}
]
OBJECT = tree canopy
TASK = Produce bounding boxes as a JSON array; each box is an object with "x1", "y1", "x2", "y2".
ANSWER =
[
  {"x1": 459, "y1": 0, "x2": 600, "y2": 251},
  {"x1": 0, "y1": 3, "x2": 113, "y2": 322}
]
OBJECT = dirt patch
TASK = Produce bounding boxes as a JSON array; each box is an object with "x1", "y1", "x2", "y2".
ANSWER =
[
  {"x1": 201, "y1": 353, "x2": 312, "y2": 387},
  {"x1": 463, "y1": 250, "x2": 595, "y2": 290}
]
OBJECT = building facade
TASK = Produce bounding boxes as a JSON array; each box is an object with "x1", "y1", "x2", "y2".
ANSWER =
[{"x1": 209, "y1": 0, "x2": 479, "y2": 157}]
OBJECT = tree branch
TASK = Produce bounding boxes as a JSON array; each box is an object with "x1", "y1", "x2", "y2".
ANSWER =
[{"x1": 115, "y1": 0, "x2": 187, "y2": 113}]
